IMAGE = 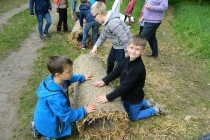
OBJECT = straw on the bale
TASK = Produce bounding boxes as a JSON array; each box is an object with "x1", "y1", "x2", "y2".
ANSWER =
[
  {"x1": 68, "y1": 20, "x2": 92, "y2": 49},
  {"x1": 73, "y1": 54, "x2": 129, "y2": 139}
]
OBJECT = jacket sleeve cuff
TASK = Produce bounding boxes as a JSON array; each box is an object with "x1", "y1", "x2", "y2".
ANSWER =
[{"x1": 106, "y1": 94, "x2": 112, "y2": 101}]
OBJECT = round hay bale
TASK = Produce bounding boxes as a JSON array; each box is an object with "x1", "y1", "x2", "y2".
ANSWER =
[
  {"x1": 73, "y1": 54, "x2": 129, "y2": 139},
  {"x1": 68, "y1": 20, "x2": 92, "y2": 49}
]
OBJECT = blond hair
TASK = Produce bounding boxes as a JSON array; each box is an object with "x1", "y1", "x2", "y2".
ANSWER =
[{"x1": 91, "y1": 1, "x2": 107, "y2": 15}]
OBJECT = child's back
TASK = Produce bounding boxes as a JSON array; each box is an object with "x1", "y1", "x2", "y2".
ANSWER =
[
  {"x1": 95, "y1": 11, "x2": 132, "y2": 51},
  {"x1": 79, "y1": 3, "x2": 94, "y2": 23}
]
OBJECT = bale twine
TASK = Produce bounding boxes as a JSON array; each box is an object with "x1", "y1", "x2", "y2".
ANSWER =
[
  {"x1": 68, "y1": 20, "x2": 92, "y2": 49},
  {"x1": 73, "y1": 54, "x2": 129, "y2": 139}
]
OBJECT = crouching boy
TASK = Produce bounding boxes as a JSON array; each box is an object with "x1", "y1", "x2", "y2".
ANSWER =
[{"x1": 31, "y1": 56, "x2": 97, "y2": 139}]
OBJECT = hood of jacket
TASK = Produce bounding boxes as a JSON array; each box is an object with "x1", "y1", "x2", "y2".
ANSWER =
[
  {"x1": 79, "y1": 3, "x2": 90, "y2": 10},
  {"x1": 79, "y1": 4, "x2": 94, "y2": 23},
  {"x1": 103, "y1": 11, "x2": 120, "y2": 25},
  {"x1": 36, "y1": 74, "x2": 65, "y2": 98}
]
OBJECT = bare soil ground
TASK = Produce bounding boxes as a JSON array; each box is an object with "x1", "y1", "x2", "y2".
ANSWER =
[{"x1": 0, "y1": 5, "x2": 58, "y2": 139}]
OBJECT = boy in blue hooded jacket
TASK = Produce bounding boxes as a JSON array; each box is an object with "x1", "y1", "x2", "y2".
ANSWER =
[{"x1": 31, "y1": 56, "x2": 97, "y2": 139}]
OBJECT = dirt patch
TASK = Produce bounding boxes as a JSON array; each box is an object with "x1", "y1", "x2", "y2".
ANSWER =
[
  {"x1": 0, "y1": 5, "x2": 58, "y2": 139},
  {"x1": 0, "y1": 3, "x2": 28, "y2": 28}
]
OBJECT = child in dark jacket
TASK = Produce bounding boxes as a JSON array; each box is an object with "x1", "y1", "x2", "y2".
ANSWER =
[
  {"x1": 31, "y1": 56, "x2": 96, "y2": 139},
  {"x1": 78, "y1": 0, "x2": 100, "y2": 49},
  {"x1": 92, "y1": 35, "x2": 164, "y2": 121},
  {"x1": 29, "y1": 0, "x2": 52, "y2": 40},
  {"x1": 54, "y1": 0, "x2": 70, "y2": 33}
]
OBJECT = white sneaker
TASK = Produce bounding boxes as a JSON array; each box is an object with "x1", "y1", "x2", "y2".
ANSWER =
[
  {"x1": 146, "y1": 98, "x2": 156, "y2": 107},
  {"x1": 153, "y1": 104, "x2": 165, "y2": 115},
  {"x1": 31, "y1": 121, "x2": 42, "y2": 138}
]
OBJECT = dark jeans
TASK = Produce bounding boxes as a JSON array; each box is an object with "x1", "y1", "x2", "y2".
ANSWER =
[
  {"x1": 36, "y1": 12, "x2": 52, "y2": 36},
  {"x1": 140, "y1": 22, "x2": 161, "y2": 56},
  {"x1": 107, "y1": 46, "x2": 125, "y2": 74},
  {"x1": 58, "y1": 8, "x2": 68, "y2": 26}
]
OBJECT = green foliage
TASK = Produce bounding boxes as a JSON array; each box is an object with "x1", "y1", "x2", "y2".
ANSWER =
[{"x1": 171, "y1": 1, "x2": 210, "y2": 59}]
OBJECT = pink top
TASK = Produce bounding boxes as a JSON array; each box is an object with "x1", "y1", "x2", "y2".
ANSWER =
[{"x1": 125, "y1": 0, "x2": 136, "y2": 15}]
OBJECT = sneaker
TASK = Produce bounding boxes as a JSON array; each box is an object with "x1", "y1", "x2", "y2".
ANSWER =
[
  {"x1": 77, "y1": 44, "x2": 85, "y2": 50},
  {"x1": 40, "y1": 35, "x2": 45, "y2": 40},
  {"x1": 43, "y1": 31, "x2": 51, "y2": 37},
  {"x1": 146, "y1": 98, "x2": 156, "y2": 107},
  {"x1": 31, "y1": 121, "x2": 42, "y2": 138},
  {"x1": 40, "y1": 136, "x2": 51, "y2": 140},
  {"x1": 63, "y1": 29, "x2": 71, "y2": 33},
  {"x1": 57, "y1": 31, "x2": 63, "y2": 34},
  {"x1": 153, "y1": 104, "x2": 165, "y2": 115}
]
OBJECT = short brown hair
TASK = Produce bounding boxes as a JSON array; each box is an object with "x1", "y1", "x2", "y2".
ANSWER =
[
  {"x1": 128, "y1": 35, "x2": 147, "y2": 49},
  {"x1": 47, "y1": 56, "x2": 73, "y2": 76},
  {"x1": 81, "y1": 0, "x2": 87, "y2": 4}
]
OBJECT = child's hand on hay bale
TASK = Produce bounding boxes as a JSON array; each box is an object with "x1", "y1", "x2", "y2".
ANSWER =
[
  {"x1": 96, "y1": 96, "x2": 108, "y2": 103},
  {"x1": 84, "y1": 104, "x2": 97, "y2": 113},
  {"x1": 79, "y1": 26, "x2": 83, "y2": 30},
  {"x1": 89, "y1": 45, "x2": 98, "y2": 56},
  {"x1": 93, "y1": 80, "x2": 105, "y2": 87},
  {"x1": 84, "y1": 73, "x2": 93, "y2": 80}
]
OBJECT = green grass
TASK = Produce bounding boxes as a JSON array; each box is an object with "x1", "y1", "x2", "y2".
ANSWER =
[
  {"x1": 171, "y1": 1, "x2": 210, "y2": 59},
  {"x1": 4, "y1": 0, "x2": 210, "y2": 139},
  {"x1": 0, "y1": 0, "x2": 28, "y2": 16},
  {"x1": 0, "y1": 9, "x2": 37, "y2": 60}
]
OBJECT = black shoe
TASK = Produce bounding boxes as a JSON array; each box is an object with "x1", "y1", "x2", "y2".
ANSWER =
[
  {"x1": 43, "y1": 31, "x2": 51, "y2": 37},
  {"x1": 63, "y1": 29, "x2": 71, "y2": 33},
  {"x1": 57, "y1": 31, "x2": 63, "y2": 34},
  {"x1": 146, "y1": 53, "x2": 158, "y2": 58},
  {"x1": 40, "y1": 35, "x2": 45, "y2": 40}
]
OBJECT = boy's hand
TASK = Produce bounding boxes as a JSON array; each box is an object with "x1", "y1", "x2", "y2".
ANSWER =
[
  {"x1": 96, "y1": 96, "x2": 108, "y2": 103},
  {"x1": 48, "y1": 9, "x2": 52, "y2": 12},
  {"x1": 89, "y1": 45, "x2": 97, "y2": 56},
  {"x1": 79, "y1": 26, "x2": 83, "y2": 30},
  {"x1": 85, "y1": 73, "x2": 93, "y2": 80},
  {"x1": 93, "y1": 80, "x2": 105, "y2": 87},
  {"x1": 84, "y1": 104, "x2": 97, "y2": 113}
]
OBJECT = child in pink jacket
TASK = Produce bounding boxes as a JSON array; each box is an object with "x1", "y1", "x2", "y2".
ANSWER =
[{"x1": 124, "y1": 0, "x2": 136, "y2": 26}]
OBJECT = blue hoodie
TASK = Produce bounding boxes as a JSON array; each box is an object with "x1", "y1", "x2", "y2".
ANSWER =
[
  {"x1": 79, "y1": 4, "x2": 95, "y2": 27},
  {"x1": 34, "y1": 74, "x2": 87, "y2": 138}
]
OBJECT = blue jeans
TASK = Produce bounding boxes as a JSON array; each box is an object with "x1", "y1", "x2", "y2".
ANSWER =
[
  {"x1": 71, "y1": 0, "x2": 77, "y2": 11},
  {"x1": 140, "y1": 22, "x2": 161, "y2": 56},
  {"x1": 36, "y1": 12, "x2": 52, "y2": 36},
  {"x1": 107, "y1": 46, "x2": 125, "y2": 74},
  {"x1": 82, "y1": 20, "x2": 99, "y2": 46},
  {"x1": 123, "y1": 100, "x2": 156, "y2": 121}
]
